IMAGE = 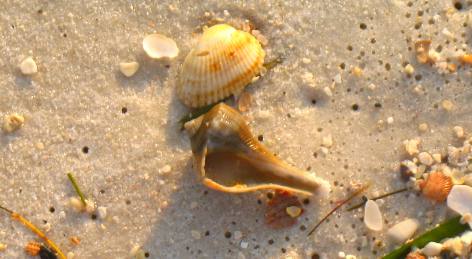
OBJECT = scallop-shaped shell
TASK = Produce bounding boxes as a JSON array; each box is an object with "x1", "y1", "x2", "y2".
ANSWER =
[
  {"x1": 184, "y1": 103, "x2": 330, "y2": 196},
  {"x1": 419, "y1": 171, "x2": 453, "y2": 202},
  {"x1": 177, "y1": 24, "x2": 265, "y2": 108}
]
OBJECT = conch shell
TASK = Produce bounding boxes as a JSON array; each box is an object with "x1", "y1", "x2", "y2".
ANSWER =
[
  {"x1": 177, "y1": 24, "x2": 265, "y2": 108},
  {"x1": 184, "y1": 103, "x2": 330, "y2": 196}
]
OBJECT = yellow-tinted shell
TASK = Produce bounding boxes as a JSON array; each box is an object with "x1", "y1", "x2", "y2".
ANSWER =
[
  {"x1": 420, "y1": 171, "x2": 453, "y2": 202},
  {"x1": 184, "y1": 103, "x2": 330, "y2": 196},
  {"x1": 177, "y1": 24, "x2": 265, "y2": 108}
]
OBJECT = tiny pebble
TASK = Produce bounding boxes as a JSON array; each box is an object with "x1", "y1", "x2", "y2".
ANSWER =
[
  {"x1": 234, "y1": 231, "x2": 243, "y2": 240},
  {"x1": 67, "y1": 252, "x2": 75, "y2": 259},
  {"x1": 432, "y1": 153, "x2": 442, "y2": 163},
  {"x1": 0, "y1": 243, "x2": 6, "y2": 251},
  {"x1": 302, "y1": 58, "x2": 311, "y2": 64},
  {"x1": 129, "y1": 245, "x2": 141, "y2": 257},
  {"x1": 97, "y1": 206, "x2": 107, "y2": 219},
  {"x1": 286, "y1": 206, "x2": 302, "y2": 218},
  {"x1": 387, "y1": 117, "x2": 394, "y2": 124},
  {"x1": 418, "y1": 123, "x2": 428, "y2": 132},
  {"x1": 453, "y1": 126, "x2": 465, "y2": 139},
  {"x1": 403, "y1": 138, "x2": 421, "y2": 156},
  {"x1": 2, "y1": 113, "x2": 24, "y2": 133},
  {"x1": 240, "y1": 241, "x2": 249, "y2": 249},
  {"x1": 338, "y1": 251, "x2": 346, "y2": 258},
  {"x1": 191, "y1": 230, "x2": 201, "y2": 240},
  {"x1": 119, "y1": 62, "x2": 140, "y2": 77},
  {"x1": 352, "y1": 66, "x2": 363, "y2": 77},
  {"x1": 323, "y1": 86, "x2": 333, "y2": 97},
  {"x1": 333, "y1": 74, "x2": 342, "y2": 84},
  {"x1": 441, "y1": 99, "x2": 454, "y2": 111},
  {"x1": 418, "y1": 152, "x2": 433, "y2": 166},
  {"x1": 159, "y1": 165, "x2": 172, "y2": 174},
  {"x1": 19, "y1": 57, "x2": 38, "y2": 75},
  {"x1": 85, "y1": 199, "x2": 96, "y2": 214},
  {"x1": 404, "y1": 64, "x2": 415, "y2": 75},
  {"x1": 321, "y1": 134, "x2": 333, "y2": 148},
  {"x1": 70, "y1": 236, "x2": 81, "y2": 245},
  {"x1": 69, "y1": 197, "x2": 85, "y2": 212},
  {"x1": 422, "y1": 242, "x2": 442, "y2": 256}
]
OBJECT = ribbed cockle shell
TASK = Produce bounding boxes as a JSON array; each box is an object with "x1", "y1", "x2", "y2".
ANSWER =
[
  {"x1": 177, "y1": 24, "x2": 265, "y2": 108},
  {"x1": 184, "y1": 103, "x2": 330, "y2": 196}
]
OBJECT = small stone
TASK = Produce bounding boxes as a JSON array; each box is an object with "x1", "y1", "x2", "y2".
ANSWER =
[
  {"x1": 387, "y1": 218, "x2": 419, "y2": 243},
  {"x1": 338, "y1": 251, "x2": 346, "y2": 258},
  {"x1": 19, "y1": 57, "x2": 38, "y2": 75},
  {"x1": 67, "y1": 252, "x2": 75, "y2": 259},
  {"x1": 441, "y1": 99, "x2": 454, "y2": 111},
  {"x1": 285, "y1": 206, "x2": 302, "y2": 218},
  {"x1": 119, "y1": 62, "x2": 140, "y2": 77},
  {"x1": 85, "y1": 199, "x2": 96, "y2": 214},
  {"x1": 302, "y1": 58, "x2": 311, "y2": 64},
  {"x1": 364, "y1": 200, "x2": 383, "y2": 231},
  {"x1": 323, "y1": 86, "x2": 333, "y2": 97},
  {"x1": 321, "y1": 134, "x2": 333, "y2": 148},
  {"x1": 35, "y1": 142, "x2": 45, "y2": 150},
  {"x1": 2, "y1": 113, "x2": 24, "y2": 133},
  {"x1": 404, "y1": 64, "x2": 415, "y2": 75},
  {"x1": 368, "y1": 83, "x2": 377, "y2": 90},
  {"x1": 403, "y1": 138, "x2": 421, "y2": 156},
  {"x1": 191, "y1": 230, "x2": 201, "y2": 240},
  {"x1": 159, "y1": 165, "x2": 172, "y2": 174},
  {"x1": 97, "y1": 206, "x2": 107, "y2": 219},
  {"x1": 352, "y1": 66, "x2": 363, "y2": 77},
  {"x1": 0, "y1": 243, "x2": 6, "y2": 251},
  {"x1": 432, "y1": 153, "x2": 442, "y2": 163},
  {"x1": 421, "y1": 242, "x2": 442, "y2": 256},
  {"x1": 333, "y1": 74, "x2": 342, "y2": 84},
  {"x1": 233, "y1": 230, "x2": 243, "y2": 240},
  {"x1": 240, "y1": 241, "x2": 249, "y2": 249},
  {"x1": 387, "y1": 117, "x2": 394, "y2": 124},
  {"x1": 418, "y1": 123, "x2": 428, "y2": 132},
  {"x1": 418, "y1": 152, "x2": 433, "y2": 166},
  {"x1": 129, "y1": 244, "x2": 141, "y2": 257},
  {"x1": 69, "y1": 197, "x2": 85, "y2": 212},
  {"x1": 453, "y1": 126, "x2": 465, "y2": 139}
]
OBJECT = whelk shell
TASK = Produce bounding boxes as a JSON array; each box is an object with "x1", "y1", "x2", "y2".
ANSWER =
[
  {"x1": 177, "y1": 24, "x2": 265, "y2": 108},
  {"x1": 419, "y1": 171, "x2": 453, "y2": 202},
  {"x1": 184, "y1": 103, "x2": 330, "y2": 196}
]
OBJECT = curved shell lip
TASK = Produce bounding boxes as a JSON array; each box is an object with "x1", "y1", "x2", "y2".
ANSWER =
[{"x1": 202, "y1": 178, "x2": 315, "y2": 196}]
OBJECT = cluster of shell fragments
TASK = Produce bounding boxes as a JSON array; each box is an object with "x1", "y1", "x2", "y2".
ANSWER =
[{"x1": 176, "y1": 24, "x2": 329, "y2": 196}]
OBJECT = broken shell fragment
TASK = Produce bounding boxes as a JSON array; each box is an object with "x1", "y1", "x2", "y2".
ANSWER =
[
  {"x1": 364, "y1": 200, "x2": 383, "y2": 231},
  {"x1": 119, "y1": 62, "x2": 139, "y2": 77},
  {"x1": 184, "y1": 103, "x2": 330, "y2": 196},
  {"x1": 177, "y1": 24, "x2": 265, "y2": 108},
  {"x1": 447, "y1": 185, "x2": 472, "y2": 228},
  {"x1": 2, "y1": 113, "x2": 24, "y2": 133},
  {"x1": 143, "y1": 34, "x2": 179, "y2": 59},
  {"x1": 419, "y1": 171, "x2": 453, "y2": 202}
]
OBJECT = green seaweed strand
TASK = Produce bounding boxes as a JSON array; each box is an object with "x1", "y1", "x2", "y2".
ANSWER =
[{"x1": 382, "y1": 216, "x2": 469, "y2": 259}]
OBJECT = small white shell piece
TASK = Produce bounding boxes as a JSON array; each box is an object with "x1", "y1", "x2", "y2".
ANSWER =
[
  {"x1": 119, "y1": 62, "x2": 140, "y2": 77},
  {"x1": 421, "y1": 242, "x2": 443, "y2": 256},
  {"x1": 387, "y1": 218, "x2": 419, "y2": 244},
  {"x1": 363, "y1": 200, "x2": 383, "y2": 231},
  {"x1": 447, "y1": 185, "x2": 472, "y2": 228},
  {"x1": 143, "y1": 34, "x2": 179, "y2": 59}
]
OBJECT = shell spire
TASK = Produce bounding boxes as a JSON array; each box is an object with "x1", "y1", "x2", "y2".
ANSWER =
[
  {"x1": 184, "y1": 103, "x2": 330, "y2": 196},
  {"x1": 177, "y1": 24, "x2": 265, "y2": 108}
]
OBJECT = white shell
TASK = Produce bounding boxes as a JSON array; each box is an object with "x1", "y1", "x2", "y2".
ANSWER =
[
  {"x1": 447, "y1": 185, "x2": 472, "y2": 228},
  {"x1": 143, "y1": 34, "x2": 179, "y2": 59},
  {"x1": 177, "y1": 24, "x2": 265, "y2": 108},
  {"x1": 421, "y1": 242, "x2": 443, "y2": 256},
  {"x1": 387, "y1": 218, "x2": 419, "y2": 244},
  {"x1": 363, "y1": 200, "x2": 383, "y2": 231}
]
